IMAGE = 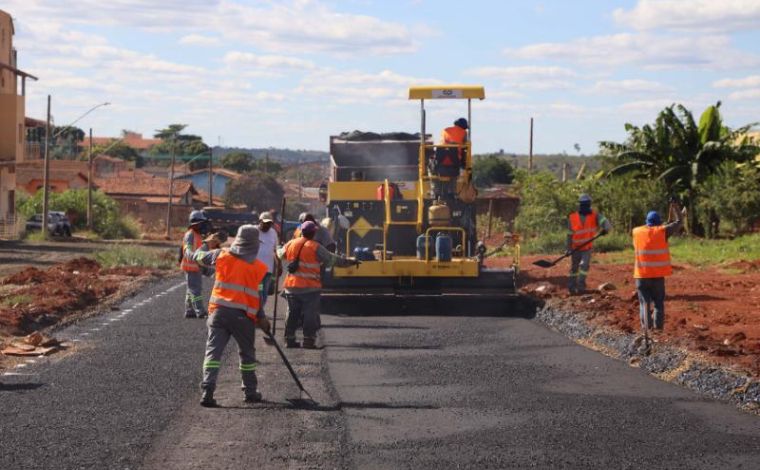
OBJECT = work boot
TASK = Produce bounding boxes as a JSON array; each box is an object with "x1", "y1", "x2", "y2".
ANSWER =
[
  {"x1": 244, "y1": 390, "x2": 263, "y2": 403},
  {"x1": 184, "y1": 311, "x2": 196, "y2": 319},
  {"x1": 200, "y1": 389, "x2": 217, "y2": 407},
  {"x1": 302, "y1": 337, "x2": 319, "y2": 350},
  {"x1": 196, "y1": 311, "x2": 208, "y2": 319},
  {"x1": 286, "y1": 338, "x2": 301, "y2": 348}
]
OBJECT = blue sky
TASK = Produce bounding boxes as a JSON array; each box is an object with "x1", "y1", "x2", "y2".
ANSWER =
[{"x1": 7, "y1": 0, "x2": 760, "y2": 155}]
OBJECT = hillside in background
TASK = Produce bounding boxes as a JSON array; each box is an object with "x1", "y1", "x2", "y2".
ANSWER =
[
  {"x1": 214, "y1": 147, "x2": 328, "y2": 164},
  {"x1": 479, "y1": 153, "x2": 604, "y2": 179}
]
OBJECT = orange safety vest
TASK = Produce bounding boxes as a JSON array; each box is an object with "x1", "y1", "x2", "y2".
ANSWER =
[
  {"x1": 209, "y1": 250, "x2": 268, "y2": 320},
  {"x1": 283, "y1": 238, "x2": 322, "y2": 290},
  {"x1": 441, "y1": 126, "x2": 467, "y2": 162},
  {"x1": 180, "y1": 228, "x2": 202, "y2": 272},
  {"x1": 568, "y1": 210, "x2": 598, "y2": 251},
  {"x1": 292, "y1": 227, "x2": 302, "y2": 239},
  {"x1": 632, "y1": 225, "x2": 672, "y2": 279}
]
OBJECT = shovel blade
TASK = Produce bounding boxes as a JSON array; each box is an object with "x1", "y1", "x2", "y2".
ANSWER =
[{"x1": 532, "y1": 259, "x2": 555, "y2": 268}]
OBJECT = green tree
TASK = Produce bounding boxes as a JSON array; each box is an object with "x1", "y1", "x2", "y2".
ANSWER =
[
  {"x1": 223, "y1": 172, "x2": 285, "y2": 212},
  {"x1": 150, "y1": 124, "x2": 210, "y2": 161},
  {"x1": 221, "y1": 151, "x2": 254, "y2": 173},
  {"x1": 472, "y1": 154, "x2": 515, "y2": 188},
  {"x1": 696, "y1": 161, "x2": 760, "y2": 237},
  {"x1": 92, "y1": 140, "x2": 144, "y2": 167},
  {"x1": 18, "y1": 189, "x2": 138, "y2": 239},
  {"x1": 600, "y1": 102, "x2": 759, "y2": 234}
]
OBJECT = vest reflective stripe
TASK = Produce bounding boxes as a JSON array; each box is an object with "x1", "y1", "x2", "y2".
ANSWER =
[
  {"x1": 299, "y1": 261, "x2": 321, "y2": 269},
  {"x1": 181, "y1": 229, "x2": 202, "y2": 272},
  {"x1": 213, "y1": 280, "x2": 260, "y2": 298},
  {"x1": 209, "y1": 296, "x2": 259, "y2": 315},
  {"x1": 632, "y1": 225, "x2": 672, "y2": 278},
  {"x1": 283, "y1": 238, "x2": 321, "y2": 289},
  {"x1": 290, "y1": 271, "x2": 320, "y2": 280},
  {"x1": 635, "y1": 249, "x2": 670, "y2": 255},
  {"x1": 209, "y1": 250, "x2": 268, "y2": 318},
  {"x1": 568, "y1": 211, "x2": 598, "y2": 250}
]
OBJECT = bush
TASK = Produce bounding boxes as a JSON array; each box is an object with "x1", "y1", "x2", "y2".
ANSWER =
[
  {"x1": 695, "y1": 162, "x2": 760, "y2": 237},
  {"x1": 94, "y1": 245, "x2": 176, "y2": 269},
  {"x1": 512, "y1": 169, "x2": 667, "y2": 254},
  {"x1": 17, "y1": 189, "x2": 139, "y2": 239},
  {"x1": 472, "y1": 155, "x2": 514, "y2": 188}
]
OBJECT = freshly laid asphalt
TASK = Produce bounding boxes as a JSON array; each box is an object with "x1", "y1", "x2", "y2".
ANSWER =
[{"x1": 1, "y1": 276, "x2": 759, "y2": 469}]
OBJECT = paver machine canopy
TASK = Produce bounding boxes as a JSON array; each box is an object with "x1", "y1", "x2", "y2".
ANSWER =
[{"x1": 321, "y1": 85, "x2": 519, "y2": 314}]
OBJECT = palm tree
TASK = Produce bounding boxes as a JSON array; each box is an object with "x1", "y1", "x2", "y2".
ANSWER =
[{"x1": 600, "y1": 102, "x2": 758, "y2": 235}]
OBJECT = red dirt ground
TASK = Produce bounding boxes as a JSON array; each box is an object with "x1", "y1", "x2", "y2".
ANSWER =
[
  {"x1": 0, "y1": 258, "x2": 157, "y2": 336},
  {"x1": 487, "y1": 254, "x2": 760, "y2": 377}
]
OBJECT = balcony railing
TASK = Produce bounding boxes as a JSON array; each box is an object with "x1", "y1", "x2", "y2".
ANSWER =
[{"x1": 24, "y1": 142, "x2": 42, "y2": 160}]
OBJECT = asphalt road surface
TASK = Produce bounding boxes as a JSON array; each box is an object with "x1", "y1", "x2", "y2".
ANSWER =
[{"x1": 1, "y1": 276, "x2": 759, "y2": 469}]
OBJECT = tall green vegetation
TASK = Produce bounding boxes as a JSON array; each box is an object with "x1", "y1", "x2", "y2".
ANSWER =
[
  {"x1": 514, "y1": 103, "x2": 760, "y2": 251},
  {"x1": 600, "y1": 102, "x2": 759, "y2": 235},
  {"x1": 472, "y1": 154, "x2": 514, "y2": 188},
  {"x1": 18, "y1": 189, "x2": 139, "y2": 239}
]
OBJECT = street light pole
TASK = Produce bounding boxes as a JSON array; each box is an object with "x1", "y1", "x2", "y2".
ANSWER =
[
  {"x1": 208, "y1": 147, "x2": 213, "y2": 206},
  {"x1": 42, "y1": 95, "x2": 51, "y2": 239},
  {"x1": 42, "y1": 100, "x2": 110, "y2": 237},
  {"x1": 87, "y1": 128, "x2": 94, "y2": 230},
  {"x1": 165, "y1": 139, "x2": 177, "y2": 239}
]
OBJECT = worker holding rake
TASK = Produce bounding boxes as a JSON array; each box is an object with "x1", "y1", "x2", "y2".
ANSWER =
[
  {"x1": 566, "y1": 194, "x2": 611, "y2": 294},
  {"x1": 194, "y1": 225, "x2": 271, "y2": 407}
]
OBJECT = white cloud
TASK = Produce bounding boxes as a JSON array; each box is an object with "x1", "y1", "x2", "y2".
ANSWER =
[
  {"x1": 614, "y1": 0, "x2": 760, "y2": 33},
  {"x1": 294, "y1": 69, "x2": 441, "y2": 104},
  {"x1": 179, "y1": 34, "x2": 221, "y2": 47},
  {"x1": 713, "y1": 75, "x2": 760, "y2": 89},
  {"x1": 728, "y1": 89, "x2": 760, "y2": 100},
  {"x1": 618, "y1": 99, "x2": 677, "y2": 113},
  {"x1": 6, "y1": 0, "x2": 419, "y2": 56},
  {"x1": 504, "y1": 33, "x2": 760, "y2": 70},
  {"x1": 590, "y1": 79, "x2": 672, "y2": 95},
  {"x1": 223, "y1": 52, "x2": 316, "y2": 71},
  {"x1": 466, "y1": 66, "x2": 577, "y2": 90}
]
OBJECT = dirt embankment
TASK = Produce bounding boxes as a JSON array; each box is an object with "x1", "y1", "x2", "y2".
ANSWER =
[
  {"x1": 0, "y1": 257, "x2": 164, "y2": 337},
  {"x1": 489, "y1": 254, "x2": 760, "y2": 377}
]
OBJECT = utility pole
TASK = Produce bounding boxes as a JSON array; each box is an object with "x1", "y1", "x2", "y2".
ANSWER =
[
  {"x1": 41, "y1": 95, "x2": 51, "y2": 240},
  {"x1": 208, "y1": 147, "x2": 213, "y2": 206},
  {"x1": 87, "y1": 127, "x2": 93, "y2": 230},
  {"x1": 165, "y1": 139, "x2": 177, "y2": 238},
  {"x1": 529, "y1": 117, "x2": 534, "y2": 172}
]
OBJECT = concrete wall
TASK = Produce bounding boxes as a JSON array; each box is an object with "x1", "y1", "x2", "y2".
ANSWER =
[
  {"x1": 0, "y1": 10, "x2": 15, "y2": 95},
  {"x1": 0, "y1": 94, "x2": 22, "y2": 162}
]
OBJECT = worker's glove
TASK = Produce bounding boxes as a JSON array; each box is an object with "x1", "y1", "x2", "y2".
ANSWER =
[
  {"x1": 256, "y1": 315, "x2": 271, "y2": 336},
  {"x1": 565, "y1": 249, "x2": 573, "y2": 256},
  {"x1": 599, "y1": 229, "x2": 608, "y2": 236}
]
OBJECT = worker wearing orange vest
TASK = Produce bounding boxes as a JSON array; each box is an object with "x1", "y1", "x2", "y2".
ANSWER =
[
  {"x1": 181, "y1": 210, "x2": 211, "y2": 319},
  {"x1": 278, "y1": 221, "x2": 358, "y2": 349},
  {"x1": 633, "y1": 206, "x2": 683, "y2": 331},
  {"x1": 194, "y1": 225, "x2": 271, "y2": 407},
  {"x1": 566, "y1": 194, "x2": 611, "y2": 294},
  {"x1": 432, "y1": 117, "x2": 468, "y2": 200}
]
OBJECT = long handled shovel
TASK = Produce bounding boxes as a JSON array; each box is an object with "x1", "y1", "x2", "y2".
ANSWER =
[
  {"x1": 532, "y1": 232, "x2": 605, "y2": 268},
  {"x1": 265, "y1": 331, "x2": 316, "y2": 405}
]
